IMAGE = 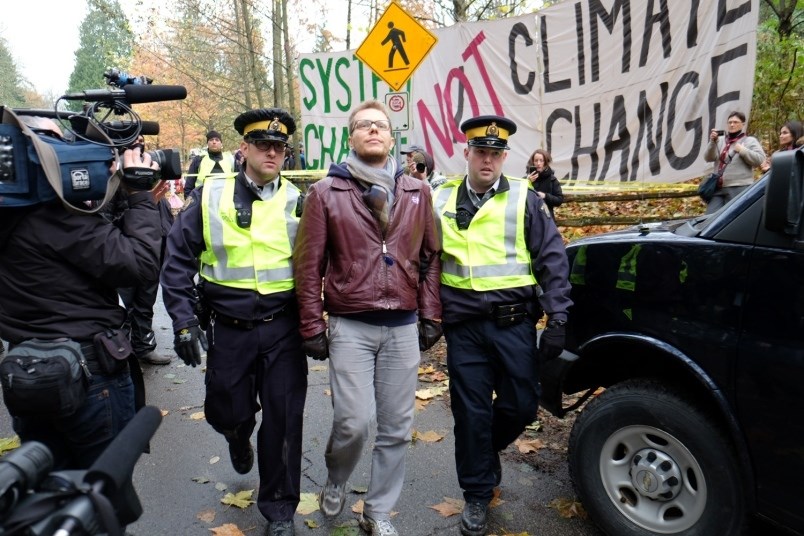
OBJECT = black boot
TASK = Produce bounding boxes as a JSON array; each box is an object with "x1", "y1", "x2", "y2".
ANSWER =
[{"x1": 460, "y1": 501, "x2": 488, "y2": 536}]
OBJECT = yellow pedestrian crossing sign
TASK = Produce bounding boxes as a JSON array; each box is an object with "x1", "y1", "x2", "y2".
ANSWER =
[{"x1": 355, "y1": 1, "x2": 438, "y2": 91}]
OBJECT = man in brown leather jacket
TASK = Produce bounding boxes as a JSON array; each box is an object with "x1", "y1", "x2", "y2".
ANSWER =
[{"x1": 292, "y1": 99, "x2": 442, "y2": 536}]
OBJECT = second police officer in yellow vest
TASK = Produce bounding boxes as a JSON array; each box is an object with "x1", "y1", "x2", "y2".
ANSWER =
[
  {"x1": 161, "y1": 109, "x2": 305, "y2": 536},
  {"x1": 434, "y1": 115, "x2": 572, "y2": 536}
]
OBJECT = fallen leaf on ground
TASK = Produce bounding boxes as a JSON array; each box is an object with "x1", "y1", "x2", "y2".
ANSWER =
[
  {"x1": 163, "y1": 373, "x2": 176, "y2": 379},
  {"x1": 160, "y1": 409, "x2": 169, "y2": 417},
  {"x1": 547, "y1": 497, "x2": 587, "y2": 519},
  {"x1": 310, "y1": 365, "x2": 327, "y2": 372},
  {"x1": 416, "y1": 388, "x2": 435, "y2": 400},
  {"x1": 209, "y1": 523, "x2": 245, "y2": 535},
  {"x1": 197, "y1": 509, "x2": 216, "y2": 523},
  {"x1": 190, "y1": 412, "x2": 206, "y2": 420},
  {"x1": 304, "y1": 519, "x2": 319, "y2": 528},
  {"x1": 350, "y1": 484, "x2": 368, "y2": 494},
  {"x1": 418, "y1": 364, "x2": 436, "y2": 375},
  {"x1": 413, "y1": 430, "x2": 444, "y2": 443},
  {"x1": 221, "y1": 489, "x2": 255, "y2": 509},
  {"x1": 429, "y1": 497, "x2": 464, "y2": 517},
  {"x1": 490, "y1": 486, "x2": 505, "y2": 508},
  {"x1": 330, "y1": 524, "x2": 361, "y2": 535},
  {"x1": 209, "y1": 456, "x2": 220, "y2": 464},
  {"x1": 0, "y1": 436, "x2": 20, "y2": 455},
  {"x1": 215, "y1": 482, "x2": 228, "y2": 491},
  {"x1": 192, "y1": 476, "x2": 210, "y2": 484},
  {"x1": 324, "y1": 389, "x2": 332, "y2": 396},
  {"x1": 296, "y1": 492, "x2": 319, "y2": 515},
  {"x1": 514, "y1": 438, "x2": 545, "y2": 453},
  {"x1": 351, "y1": 499, "x2": 364, "y2": 514},
  {"x1": 415, "y1": 399, "x2": 430, "y2": 411}
]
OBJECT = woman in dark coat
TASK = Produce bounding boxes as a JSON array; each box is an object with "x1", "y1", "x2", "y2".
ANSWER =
[{"x1": 525, "y1": 148, "x2": 564, "y2": 218}]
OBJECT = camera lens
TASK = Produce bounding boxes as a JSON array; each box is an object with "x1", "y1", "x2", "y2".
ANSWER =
[{"x1": 416, "y1": 163, "x2": 426, "y2": 173}]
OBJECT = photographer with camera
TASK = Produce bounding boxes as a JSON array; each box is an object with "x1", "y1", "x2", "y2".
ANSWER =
[
  {"x1": 0, "y1": 116, "x2": 164, "y2": 471},
  {"x1": 401, "y1": 144, "x2": 446, "y2": 190},
  {"x1": 161, "y1": 108, "x2": 307, "y2": 536}
]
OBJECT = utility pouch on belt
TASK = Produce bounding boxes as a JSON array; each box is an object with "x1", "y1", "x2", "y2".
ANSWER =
[
  {"x1": 93, "y1": 329, "x2": 132, "y2": 375},
  {"x1": 492, "y1": 302, "x2": 528, "y2": 328},
  {"x1": 0, "y1": 338, "x2": 91, "y2": 417}
]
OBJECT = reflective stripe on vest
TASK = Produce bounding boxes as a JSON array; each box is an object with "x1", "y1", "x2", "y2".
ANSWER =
[
  {"x1": 435, "y1": 178, "x2": 537, "y2": 291},
  {"x1": 197, "y1": 151, "x2": 234, "y2": 185},
  {"x1": 199, "y1": 177, "x2": 299, "y2": 294},
  {"x1": 616, "y1": 244, "x2": 641, "y2": 291}
]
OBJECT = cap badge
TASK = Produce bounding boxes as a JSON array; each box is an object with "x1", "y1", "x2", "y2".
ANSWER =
[
  {"x1": 269, "y1": 118, "x2": 281, "y2": 131},
  {"x1": 486, "y1": 122, "x2": 499, "y2": 137}
]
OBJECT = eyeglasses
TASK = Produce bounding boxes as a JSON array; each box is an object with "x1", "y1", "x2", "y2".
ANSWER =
[
  {"x1": 727, "y1": 120, "x2": 743, "y2": 125},
  {"x1": 352, "y1": 119, "x2": 391, "y2": 132},
  {"x1": 250, "y1": 140, "x2": 286, "y2": 153}
]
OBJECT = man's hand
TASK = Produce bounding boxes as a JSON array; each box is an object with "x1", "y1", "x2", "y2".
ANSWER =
[
  {"x1": 173, "y1": 324, "x2": 207, "y2": 367},
  {"x1": 418, "y1": 318, "x2": 443, "y2": 351},
  {"x1": 121, "y1": 146, "x2": 161, "y2": 191},
  {"x1": 539, "y1": 319, "x2": 566, "y2": 362},
  {"x1": 303, "y1": 332, "x2": 329, "y2": 360}
]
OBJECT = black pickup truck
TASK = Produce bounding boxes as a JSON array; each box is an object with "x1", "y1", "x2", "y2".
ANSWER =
[{"x1": 541, "y1": 148, "x2": 804, "y2": 536}]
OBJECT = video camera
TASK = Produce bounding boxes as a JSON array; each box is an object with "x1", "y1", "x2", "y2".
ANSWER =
[
  {"x1": 0, "y1": 69, "x2": 187, "y2": 210},
  {"x1": 0, "y1": 406, "x2": 161, "y2": 535}
]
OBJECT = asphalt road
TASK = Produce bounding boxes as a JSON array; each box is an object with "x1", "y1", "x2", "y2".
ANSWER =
[{"x1": 0, "y1": 296, "x2": 790, "y2": 536}]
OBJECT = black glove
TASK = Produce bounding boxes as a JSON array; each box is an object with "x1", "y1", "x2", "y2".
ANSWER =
[
  {"x1": 303, "y1": 332, "x2": 329, "y2": 361},
  {"x1": 539, "y1": 319, "x2": 566, "y2": 362},
  {"x1": 418, "y1": 319, "x2": 443, "y2": 351},
  {"x1": 174, "y1": 324, "x2": 208, "y2": 367}
]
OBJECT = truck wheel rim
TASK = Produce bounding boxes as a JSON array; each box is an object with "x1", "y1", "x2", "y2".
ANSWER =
[{"x1": 599, "y1": 425, "x2": 707, "y2": 533}]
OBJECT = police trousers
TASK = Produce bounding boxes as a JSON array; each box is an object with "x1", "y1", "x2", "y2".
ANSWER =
[
  {"x1": 445, "y1": 318, "x2": 540, "y2": 503},
  {"x1": 203, "y1": 311, "x2": 307, "y2": 522}
]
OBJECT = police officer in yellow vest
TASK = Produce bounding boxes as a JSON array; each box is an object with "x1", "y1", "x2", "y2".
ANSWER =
[
  {"x1": 434, "y1": 115, "x2": 572, "y2": 536},
  {"x1": 184, "y1": 130, "x2": 236, "y2": 194},
  {"x1": 161, "y1": 108, "x2": 306, "y2": 536}
]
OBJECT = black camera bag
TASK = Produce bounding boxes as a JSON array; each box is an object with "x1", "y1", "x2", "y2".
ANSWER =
[{"x1": 0, "y1": 339, "x2": 90, "y2": 418}]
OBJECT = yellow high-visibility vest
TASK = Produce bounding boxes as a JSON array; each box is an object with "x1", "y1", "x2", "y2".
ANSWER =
[
  {"x1": 196, "y1": 151, "x2": 234, "y2": 185},
  {"x1": 434, "y1": 178, "x2": 537, "y2": 291},
  {"x1": 199, "y1": 177, "x2": 299, "y2": 294}
]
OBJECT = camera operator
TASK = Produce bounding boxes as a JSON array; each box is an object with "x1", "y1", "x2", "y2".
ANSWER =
[{"x1": 0, "y1": 117, "x2": 163, "y2": 470}]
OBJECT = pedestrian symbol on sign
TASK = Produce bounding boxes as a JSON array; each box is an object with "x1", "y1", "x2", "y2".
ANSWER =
[{"x1": 381, "y1": 22, "x2": 410, "y2": 70}]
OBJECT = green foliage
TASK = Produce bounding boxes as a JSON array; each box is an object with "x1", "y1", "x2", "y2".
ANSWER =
[
  {"x1": 67, "y1": 0, "x2": 134, "y2": 109},
  {"x1": 751, "y1": 22, "x2": 804, "y2": 147},
  {"x1": 0, "y1": 37, "x2": 27, "y2": 107}
]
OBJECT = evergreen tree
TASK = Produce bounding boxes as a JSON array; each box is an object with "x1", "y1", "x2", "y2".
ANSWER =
[
  {"x1": 0, "y1": 36, "x2": 27, "y2": 108},
  {"x1": 67, "y1": 0, "x2": 134, "y2": 108}
]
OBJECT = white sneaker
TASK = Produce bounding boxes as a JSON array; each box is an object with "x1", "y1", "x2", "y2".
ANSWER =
[
  {"x1": 318, "y1": 478, "x2": 346, "y2": 517},
  {"x1": 358, "y1": 513, "x2": 398, "y2": 536}
]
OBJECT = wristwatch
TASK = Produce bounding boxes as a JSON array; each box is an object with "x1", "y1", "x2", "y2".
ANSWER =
[{"x1": 547, "y1": 318, "x2": 567, "y2": 328}]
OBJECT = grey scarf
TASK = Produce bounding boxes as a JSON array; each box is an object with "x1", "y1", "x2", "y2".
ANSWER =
[{"x1": 346, "y1": 150, "x2": 397, "y2": 231}]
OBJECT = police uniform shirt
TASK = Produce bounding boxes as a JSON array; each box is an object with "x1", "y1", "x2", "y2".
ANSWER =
[
  {"x1": 244, "y1": 173, "x2": 278, "y2": 201},
  {"x1": 467, "y1": 177, "x2": 500, "y2": 208}
]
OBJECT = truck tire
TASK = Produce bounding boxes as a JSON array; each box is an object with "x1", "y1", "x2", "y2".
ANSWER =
[{"x1": 568, "y1": 379, "x2": 745, "y2": 535}]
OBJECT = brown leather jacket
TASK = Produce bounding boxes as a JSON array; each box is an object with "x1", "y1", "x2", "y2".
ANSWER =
[{"x1": 292, "y1": 162, "x2": 441, "y2": 339}]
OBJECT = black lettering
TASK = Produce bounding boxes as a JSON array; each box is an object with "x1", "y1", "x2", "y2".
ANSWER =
[
  {"x1": 665, "y1": 71, "x2": 702, "y2": 170},
  {"x1": 639, "y1": 0, "x2": 671, "y2": 67},
  {"x1": 708, "y1": 44, "x2": 748, "y2": 131},
  {"x1": 509, "y1": 22, "x2": 536, "y2": 95},
  {"x1": 687, "y1": 0, "x2": 700, "y2": 48},
  {"x1": 589, "y1": 0, "x2": 632, "y2": 82},
  {"x1": 717, "y1": 0, "x2": 751, "y2": 30},
  {"x1": 599, "y1": 95, "x2": 631, "y2": 182},
  {"x1": 575, "y1": 3, "x2": 586, "y2": 86},
  {"x1": 630, "y1": 84, "x2": 668, "y2": 181},
  {"x1": 542, "y1": 14, "x2": 571, "y2": 92},
  {"x1": 573, "y1": 104, "x2": 602, "y2": 181},
  {"x1": 545, "y1": 108, "x2": 573, "y2": 179}
]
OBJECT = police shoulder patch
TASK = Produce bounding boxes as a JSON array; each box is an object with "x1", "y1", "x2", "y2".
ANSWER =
[{"x1": 539, "y1": 201, "x2": 551, "y2": 218}]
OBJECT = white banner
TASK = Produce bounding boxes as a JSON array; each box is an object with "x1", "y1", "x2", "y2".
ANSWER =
[{"x1": 299, "y1": 0, "x2": 758, "y2": 183}]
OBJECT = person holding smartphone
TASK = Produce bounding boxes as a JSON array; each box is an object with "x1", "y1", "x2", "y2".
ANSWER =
[{"x1": 525, "y1": 148, "x2": 563, "y2": 218}]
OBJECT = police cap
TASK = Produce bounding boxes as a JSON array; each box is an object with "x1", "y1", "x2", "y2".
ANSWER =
[
  {"x1": 460, "y1": 115, "x2": 517, "y2": 150},
  {"x1": 233, "y1": 108, "x2": 296, "y2": 144}
]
